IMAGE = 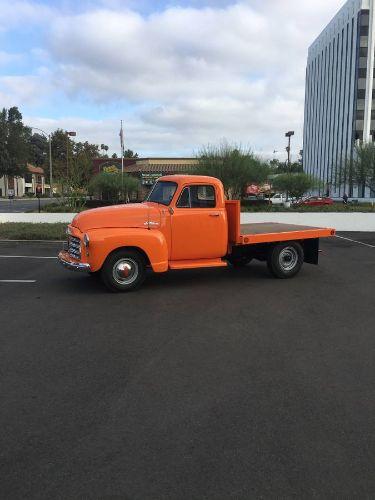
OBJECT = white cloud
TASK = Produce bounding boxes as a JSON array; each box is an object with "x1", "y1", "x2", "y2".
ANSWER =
[
  {"x1": 0, "y1": 51, "x2": 22, "y2": 65},
  {"x1": 2, "y1": 0, "x2": 346, "y2": 158},
  {"x1": 0, "y1": 67, "x2": 52, "y2": 106},
  {"x1": 0, "y1": 0, "x2": 53, "y2": 31}
]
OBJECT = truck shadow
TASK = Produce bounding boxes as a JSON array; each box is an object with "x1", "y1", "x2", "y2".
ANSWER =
[
  {"x1": 147, "y1": 262, "x2": 272, "y2": 289},
  {"x1": 56, "y1": 262, "x2": 274, "y2": 295}
]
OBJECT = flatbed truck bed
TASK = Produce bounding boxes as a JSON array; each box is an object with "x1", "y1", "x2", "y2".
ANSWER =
[
  {"x1": 239, "y1": 222, "x2": 335, "y2": 245},
  {"x1": 225, "y1": 201, "x2": 335, "y2": 246}
]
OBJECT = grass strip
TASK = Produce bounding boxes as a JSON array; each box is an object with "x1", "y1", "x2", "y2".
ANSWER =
[{"x1": 0, "y1": 223, "x2": 67, "y2": 241}]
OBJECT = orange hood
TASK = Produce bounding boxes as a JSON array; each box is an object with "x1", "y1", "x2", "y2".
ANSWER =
[{"x1": 71, "y1": 203, "x2": 160, "y2": 232}]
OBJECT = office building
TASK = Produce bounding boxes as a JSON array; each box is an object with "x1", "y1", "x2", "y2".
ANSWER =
[{"x1": 303, "y1": 0, "x2": 375, "y2": 197}]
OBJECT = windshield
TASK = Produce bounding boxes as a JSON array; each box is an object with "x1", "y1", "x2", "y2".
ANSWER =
[{"x1": 147, "y1": 181, "x2": 177, "y2": 206}]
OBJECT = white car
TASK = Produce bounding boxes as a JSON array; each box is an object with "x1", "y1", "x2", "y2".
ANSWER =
[
  {"x1": 270, "y1": 193, "x2": 287, "y2": 205},
  {"x1": 270, "y1": 193, "x2": 298, "y2": 205}
]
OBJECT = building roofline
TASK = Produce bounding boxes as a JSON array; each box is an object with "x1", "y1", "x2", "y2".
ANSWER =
[{"x1": 308, "y1": 0, "x2": 364, "y2": 55}]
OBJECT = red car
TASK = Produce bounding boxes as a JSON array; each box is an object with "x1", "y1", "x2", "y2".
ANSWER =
[{"x1": 297, "y1": 196, "x2": 333, "y2": 206}]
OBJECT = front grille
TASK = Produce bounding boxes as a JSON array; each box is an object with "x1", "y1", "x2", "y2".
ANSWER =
[{"x1": 68, "y1": 236, "x2": 81, "y2": 260}]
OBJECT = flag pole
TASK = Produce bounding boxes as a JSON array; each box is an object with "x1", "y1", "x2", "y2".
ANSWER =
[{"x1": 120, "y1": 120, "x2": 124, "y2": 200}]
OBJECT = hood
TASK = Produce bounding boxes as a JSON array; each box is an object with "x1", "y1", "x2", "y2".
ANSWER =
[{"x1": 71, "y1": 202, "x2": 160, "y2": 232}]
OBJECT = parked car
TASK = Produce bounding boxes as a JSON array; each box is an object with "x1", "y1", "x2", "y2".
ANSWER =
[
  {"x1": 270, "y1": 194, "x2": 296, "y2": 205},
  {"x1": 270, "y1": 193, "x2": 286, "y2": 205},
  {"x1": 296, "y1": 196, "x2": 333, "y2": 207},
  {"x1": 243, "y1": 195, "x2": 271, "y2": 207}
]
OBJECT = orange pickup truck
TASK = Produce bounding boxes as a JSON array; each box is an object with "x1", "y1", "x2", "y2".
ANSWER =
[{"x1": 58, "y1": 175, "x2": 335, "y2": 292}]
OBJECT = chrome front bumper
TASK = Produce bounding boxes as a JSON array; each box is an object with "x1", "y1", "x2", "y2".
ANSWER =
[{"x1": 58, "y1": 250, "x2": 91, "y2": 272}]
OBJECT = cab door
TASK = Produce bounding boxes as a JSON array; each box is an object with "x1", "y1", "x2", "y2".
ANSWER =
[{"x1": 170, "y1": 183, "x2": 227, "y2": 260}]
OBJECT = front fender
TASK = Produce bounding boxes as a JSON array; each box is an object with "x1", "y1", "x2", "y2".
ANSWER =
[{"x1": 87, "y1": 228, "x2": 169, "y2": 273}]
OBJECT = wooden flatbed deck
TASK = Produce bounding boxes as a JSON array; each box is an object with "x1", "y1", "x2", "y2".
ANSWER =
[{"x1": 239, "y1": 222, "x2": 335, "y2": 245}]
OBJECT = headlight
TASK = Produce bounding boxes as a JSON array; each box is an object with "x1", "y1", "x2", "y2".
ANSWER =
[{"x1": 83, "y1": 233, "x2": 90, "y2": 247}]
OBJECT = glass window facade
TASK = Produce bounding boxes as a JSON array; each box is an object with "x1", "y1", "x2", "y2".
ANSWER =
[{"x1": 304, "y1": 3, "x2": 374, "y2": 198}]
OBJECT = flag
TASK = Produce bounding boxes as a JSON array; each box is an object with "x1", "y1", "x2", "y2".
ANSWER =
[{"x1": 119, "y1": 121, "x2": 124, "y2": 151}]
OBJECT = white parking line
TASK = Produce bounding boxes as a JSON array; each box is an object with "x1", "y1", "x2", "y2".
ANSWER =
[
  {"x1": 0, "y1": 280, "x2": 36, "y2": 283},
  {"x1": 0, "y1": 239, "x2": 62, "y2": 242},
  {"x1": 0, "y1": 255, "x2": 57, "y2": 259},
  {"x1": 335, "y1": 235, "x2": 375, "y2": 249}
]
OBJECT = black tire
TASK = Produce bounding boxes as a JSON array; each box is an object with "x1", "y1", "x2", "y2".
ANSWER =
[
  {"x1": 267, "y1": 242, "x2": 304, "y2": 279},
  {"x1": 101, "y1": 249, "x2": 146, "y2": 292},
  {"x1": 228, "y1": 256, "x2": 253, "y2": 267}
]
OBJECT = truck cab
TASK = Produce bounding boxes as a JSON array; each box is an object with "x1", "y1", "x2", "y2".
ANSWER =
[{"x1": 58, "y1": 175, "x2": 335, "y2": 292}]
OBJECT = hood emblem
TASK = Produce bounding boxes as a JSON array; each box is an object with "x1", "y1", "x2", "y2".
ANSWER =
[{"x1": 144, "y1": 221, "x2": 159, "y2": 227}]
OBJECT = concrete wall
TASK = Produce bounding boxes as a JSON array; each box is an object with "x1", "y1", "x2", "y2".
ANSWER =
[
  {"x1": 0, "y1": 212, "x2": 375, "y2": 231},
  {"x1": 240, "y1": 212, "x2": 375, "y2": 232}
]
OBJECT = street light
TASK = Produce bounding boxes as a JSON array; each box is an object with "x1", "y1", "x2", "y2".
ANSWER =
[
  {"x1": 29, "y1": 126, "x2": 53, "y2": 198},
  {"x1": 65, "y1": 131, "x2": 77, "y2": 180},
  {"x1": 285, "y1": 131, "x2": 295, "y2": 166}
]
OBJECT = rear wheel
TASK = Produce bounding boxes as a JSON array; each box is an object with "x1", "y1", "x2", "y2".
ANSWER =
[
  {"x1": 101, "y1": 249, "x2": 146, "y2": 292},
  {"x1": 267, "y1": 242, "x2": 304, "y2": 279}
]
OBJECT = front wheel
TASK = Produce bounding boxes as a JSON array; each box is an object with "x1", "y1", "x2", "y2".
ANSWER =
[
  {"x1": 267, "y1": 242, "x2": 304, "y2": 279},
  {"x1": 101, "y1": 249, "x2": 146, "y2": 292}
]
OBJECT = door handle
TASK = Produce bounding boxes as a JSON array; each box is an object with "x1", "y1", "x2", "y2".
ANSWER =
[{"x1": 209, "y1": 213, "x2": 220, "y2": 217}]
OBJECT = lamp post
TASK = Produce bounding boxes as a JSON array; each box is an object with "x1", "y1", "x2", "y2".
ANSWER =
[
  {"x1": 29, "y1": 126, "x2": 53, "y2": 198},
  {"x1": 65, "y1": 131, "x2": 77, "y2": 180},
  {"x1": 284, "y1": 131, "x2": 295, "y2": 203},
  {"x1": 285, "y1": 131, "x2": 295, "y2": 167}
]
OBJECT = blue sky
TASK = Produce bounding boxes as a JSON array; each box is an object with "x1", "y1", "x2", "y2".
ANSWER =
[{"x1": 0, "y1": 0, "x2": 344, "y2": 157}]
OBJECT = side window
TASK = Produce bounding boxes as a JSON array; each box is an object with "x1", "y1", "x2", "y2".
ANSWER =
[
  {"x1": 176, "y1": 187, "x2": 190, "y2": 208},
  {"x1": 190, "y1": 185, "x2": 216, "y2": 208},
  {"x1": 176, "y1": 185, "x2": 216, "y2": 208}
]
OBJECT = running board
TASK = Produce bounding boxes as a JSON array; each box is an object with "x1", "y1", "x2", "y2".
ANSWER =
[{"x1": 169, "y1": 259, "x2": 228, "y2": 270}]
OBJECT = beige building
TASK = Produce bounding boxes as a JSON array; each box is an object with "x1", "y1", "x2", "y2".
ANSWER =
[
  {"x1": 0, "y1": 164, "x2": 50, "y2": 197},
  {"x1": 92, "y1": 157, "x2": 199, "y2": 197}
]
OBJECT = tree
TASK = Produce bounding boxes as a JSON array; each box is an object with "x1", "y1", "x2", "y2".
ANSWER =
[
  {"x1": 272, "y1": 173, "x2": 317, "y2": 200},
  {"x1": 269, "y1": 159, "x2": 303, "y2": 174},
  {"x1": 195, "y1": 142, "x2": 270, "y2": 199},
  {"x1": 100, "y1": 144, "x2": 109, "y2": 157},
  {"x1": 350, "y1": 142, "x2": 375, "y2": 194},
  {"x1": 88, "y1": 172, "x2": 139, "y2": 202},
  {"x1": 29, "y1": 133, "x2": 48, "y2": 169},
  {"x1": 74, "y1": 141, "x2": 100, "y2": 159},
  {"x1": 123, "y1": 149, "x2": 138, "y2": 158},
  {"x1": 50, "y1": 129, "x2": 74, "y2": 183},
  {"x1": 0, "y1": 107, "x2": 30, "y2": 179}
]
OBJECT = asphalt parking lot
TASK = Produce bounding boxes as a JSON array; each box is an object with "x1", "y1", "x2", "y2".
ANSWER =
[
  {"x1": 0, "y1": 197, "x2": 56, "y2": 213},
  {"x1": 1, "y1": 234, "x2": 374, "y2": 499}
]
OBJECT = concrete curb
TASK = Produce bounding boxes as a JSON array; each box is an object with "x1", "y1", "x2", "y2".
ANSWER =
[{"x1": 0, "y1": 213, "x2": 77, "y2": 223}]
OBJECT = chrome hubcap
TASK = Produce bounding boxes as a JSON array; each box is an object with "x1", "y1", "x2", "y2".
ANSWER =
[
  {"x1": 113, "y1": 258, "x2": 139, "y2": 285},
  {"x1": 279, "y1": 247, "x2": 298, "y2": 271}
]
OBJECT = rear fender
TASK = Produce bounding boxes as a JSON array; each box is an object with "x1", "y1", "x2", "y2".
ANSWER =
[{"x1": 87, "y1": 228, "x2": 169, "y2": 272}]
